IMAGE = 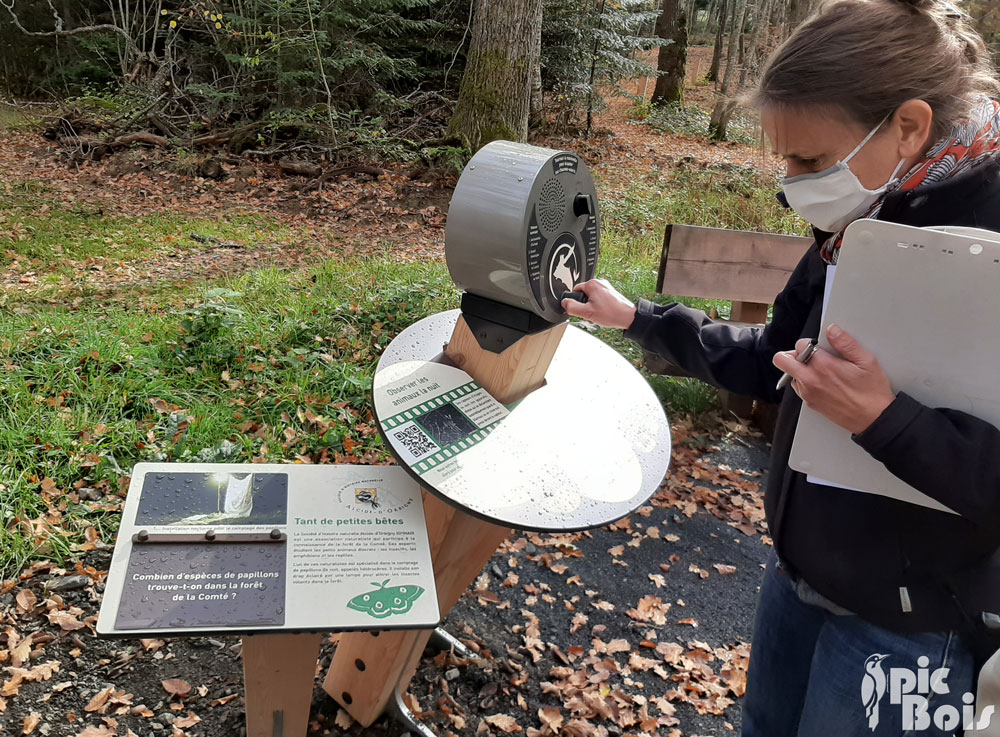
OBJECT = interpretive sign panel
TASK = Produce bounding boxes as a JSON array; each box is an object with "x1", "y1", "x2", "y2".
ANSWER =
[{"x1": 97, "y1": 463, "x2": 439, "y2": 636}]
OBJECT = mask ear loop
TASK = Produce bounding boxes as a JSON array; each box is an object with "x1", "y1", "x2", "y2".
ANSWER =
[
  {"x1": 886, "y1": 158, "x2": 908, "y2": 189},
  {"x1": 843, "y1": 111, "x2": 894, "y2": 164}
]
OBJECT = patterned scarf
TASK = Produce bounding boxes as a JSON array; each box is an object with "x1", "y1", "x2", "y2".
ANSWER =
[{"x1": 821, "y1": 97, "x2": 1000, "y2": 264}]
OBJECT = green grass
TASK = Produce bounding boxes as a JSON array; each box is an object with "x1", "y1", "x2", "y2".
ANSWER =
[
  {"x1": 0, "y1": 104, "x2": 41, "y2": 131},
  {"x1": 583, "y1": 159, "x2": 811, "y2": 415},
  {"x1": 599, "y1": 163, "x2": 806, "y2": 238},
  {"x1": 0, "y1": 258, "x2": 460, "y2": 578},
  {"x1": 0, "y1": 158, "x2": 798, "y2": 578},
  {"x1": 0, "y1": 182, "x2": 294, "y2": 273},
  {"x1": 640, "y1": 101, "x2": 762, "y2": 146}
]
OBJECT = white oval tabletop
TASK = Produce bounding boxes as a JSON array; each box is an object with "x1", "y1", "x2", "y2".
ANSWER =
[{"x1": 372, "y1": 310, "x2": 671, "y2": 532}]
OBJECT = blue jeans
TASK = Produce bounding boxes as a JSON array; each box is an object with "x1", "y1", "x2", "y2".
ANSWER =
[{"x1": 742, "y1": 552, "x2": 976, "y2": 737}]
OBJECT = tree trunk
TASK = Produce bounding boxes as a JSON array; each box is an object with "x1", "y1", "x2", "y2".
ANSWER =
[
  {"x1": 651, "y1": 0, "x2": 688, "y2": 106},
  {"x1": 448, "y1": 0, "x2": 542, "y2": 151},
  {"x1": 528, "y1": 1, "x2": 544, "y2": 130},
  {"x1": 706, "y1": 0, "x2": 728, "y2": 82},
  {"x1": 739, "y1": 0, "x2": 774, "y2": 89},
  {"x1": 709, "y1": 0, "x2": 747, "y2": 139},
  {"x1": 786, "y1": 0, "x2": 818, "y2": 31}
]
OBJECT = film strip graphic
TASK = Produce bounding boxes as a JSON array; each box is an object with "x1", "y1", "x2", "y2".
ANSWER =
[{"x1": 380, "y1": 381, "x2": 505, "y2": 474}]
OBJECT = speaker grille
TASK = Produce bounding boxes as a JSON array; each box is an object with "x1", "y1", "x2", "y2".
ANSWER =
[{"x1": 537, "y1": 177, "x2": 566, "y2": 233}]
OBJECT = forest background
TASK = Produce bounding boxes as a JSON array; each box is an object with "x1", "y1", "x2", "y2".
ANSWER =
[{"x1": 2, "y1": 0, "x2": 996, "y2": 161}]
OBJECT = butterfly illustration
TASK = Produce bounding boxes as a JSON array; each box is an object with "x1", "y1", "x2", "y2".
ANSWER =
[{"x1": 347, "y1": 579, "x2": 425, "y2": 619}]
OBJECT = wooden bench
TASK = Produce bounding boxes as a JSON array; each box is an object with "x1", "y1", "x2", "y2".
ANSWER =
[{"x1": 646, "y1": 224, "x2": 813, "y2": 422}]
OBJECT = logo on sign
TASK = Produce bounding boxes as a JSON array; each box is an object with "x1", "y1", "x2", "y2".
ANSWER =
[
  {"x1": 355, "y1": 488, "x2": 379, "y2": 509},
  {"x1": 860, "y1": 653, "x2": 993, "y2": 732},
  {"x1": 549, "y1": 241, "x2": 579, "y2": 301},
  {"x1": 337, "y1": 479, "x2": 412, "y2": 515}
]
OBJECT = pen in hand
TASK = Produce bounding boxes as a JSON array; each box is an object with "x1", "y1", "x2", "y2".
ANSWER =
[{"x1": 776, "y1": 339, "x2": 819, "y2": 391}]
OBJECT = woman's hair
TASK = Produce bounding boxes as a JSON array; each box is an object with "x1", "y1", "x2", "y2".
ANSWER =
[{"x1": 753, "y1": 0, "x2": 1000, "y2": 139}]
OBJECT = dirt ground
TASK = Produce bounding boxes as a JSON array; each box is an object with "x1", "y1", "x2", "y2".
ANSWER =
[
  {"x1": 1, "y1": 425, "x2": 772, "y2": 737},
  {"x1": 0, "y1": 48, "x2": 774, "y2": 298}
]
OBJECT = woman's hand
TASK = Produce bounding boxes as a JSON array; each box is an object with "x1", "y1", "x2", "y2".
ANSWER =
[
  {"x1": 773, "y1": 324, "x2": 896, "y2": 435},
  {"x1": 561, "y1": 279, "x2": 637, "y2": 330}
]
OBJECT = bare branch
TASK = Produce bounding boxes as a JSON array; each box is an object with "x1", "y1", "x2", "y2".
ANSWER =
[{"x1": 0, "y1": 0, "x2": 148, "y2": 62}]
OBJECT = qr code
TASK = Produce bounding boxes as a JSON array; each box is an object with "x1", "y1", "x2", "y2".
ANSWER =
[{"x1": 392, "y1": 425, "x2": 437, "y2": 459}]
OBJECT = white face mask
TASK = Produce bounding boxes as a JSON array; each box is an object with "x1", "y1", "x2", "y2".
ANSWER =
[{"x1": 781, "y1": 115, "x2": 906, "y2": 233}]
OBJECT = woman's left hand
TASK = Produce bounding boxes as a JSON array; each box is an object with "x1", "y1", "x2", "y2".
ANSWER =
[{"x1": 772, "y1": 324, "x2": 896, "y2": 435}]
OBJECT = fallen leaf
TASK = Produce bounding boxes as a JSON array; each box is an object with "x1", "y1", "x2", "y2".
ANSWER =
[
  {"x1": 84, "y1": 687, "x2": 113, "y2": 713},
  {"x1": 173, "y1": 713, "x2": 201, "y2": 728},
  {"x1": 538, "y1": 706, "x2": 563, "y2": 732},
  {"x1": 22, "y1": 712, "x2": 41, "y2": 734},
  {"x1": 47, "y1": 611, "x2": 86, "y2": 631},
  {"x1": 15, "y1": 590, "x2": 36, "y2": 613},
  {"x1": 74, "y1": 727, "x2": 115, "y2": 737},
  {"x1": 11, "y1": 634, "x2": 33, "y2": 667},
  {"x1": 484, "y1": 714, "x2": 522, "y2": 733},
  {"x1": 335, "y1": 709, "x2": 353, "y2": 730},
  {"x1": 161, "y1": 679, "x2": 191, "y2": 697}
]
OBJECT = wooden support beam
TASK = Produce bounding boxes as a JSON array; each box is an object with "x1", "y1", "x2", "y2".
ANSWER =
[
  {"x1": 322, "y1": 628, "x2": 429, "y2": 727},
  {"x1": 242, "y1": 632, "x2": 323, "y2": 737},
  {"x1": 323, "y1": 490, "x2": 513, "y2": 726},
  {"x1": 322, "y1": 490, "x2": 458, "y2": 727},
  {"x1": 323, "y1": 316, "x2": 566, "y2": 726},
  {"x1": 444, "y1": 315, "x2": 567, "y2": 405}
]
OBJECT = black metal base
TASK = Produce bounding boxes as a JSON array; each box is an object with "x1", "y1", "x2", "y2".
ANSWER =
[{"x1": 459, "y1": 292, "x2": 563, "y2": 354}]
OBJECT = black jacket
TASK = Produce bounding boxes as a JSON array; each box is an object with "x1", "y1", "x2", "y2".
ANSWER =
[{"x1": 624, "y1": 159, "x2": 1000, "y2": 634}]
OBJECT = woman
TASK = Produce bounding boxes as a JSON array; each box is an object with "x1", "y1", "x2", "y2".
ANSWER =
[{"x1": 564, "y1": 1, "x2": 1000, "y2": 734}]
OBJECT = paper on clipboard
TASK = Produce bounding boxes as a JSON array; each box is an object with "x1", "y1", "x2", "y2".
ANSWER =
[
  {"x1": 804, "y1": 264, "x2": 872, "y2": 493},
  {"x1": 789, "y1": 221, "x2": 1000, "y2": 513}
]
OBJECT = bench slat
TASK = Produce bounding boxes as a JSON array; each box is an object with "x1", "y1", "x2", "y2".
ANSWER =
[{"x1": 657, "y1": 224, "x2": 812, "y2": 304}]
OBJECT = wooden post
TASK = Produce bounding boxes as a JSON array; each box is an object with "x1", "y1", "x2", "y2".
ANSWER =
[
  {"x1": 444, "y1": 315, "x2": 567, "y2": 404},
  {"x1": 715, "y1": 300, "x2": 766, "y2": 419},
  {"x1": 730, "y1": 300, "x2": 768, "y2": 325},
  {"x1": 242, "y1": 632, "x2": 323, "y2": 737},
  {"x1": 323, "y1": 315, "x2": 567, "y2": 725}
]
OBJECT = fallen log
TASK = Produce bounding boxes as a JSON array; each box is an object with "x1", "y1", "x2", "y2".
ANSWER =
[
  {"x1": 278, "y1": 158, "x2": 323, "y2": 178},
  {"x1": 114, "y1": 132, "x2": 169, "y2": 148}
]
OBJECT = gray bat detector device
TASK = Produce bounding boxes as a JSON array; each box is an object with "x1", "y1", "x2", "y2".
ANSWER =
[{"x1": 446, "y1": 141, "x2": 601, "y2": 333}]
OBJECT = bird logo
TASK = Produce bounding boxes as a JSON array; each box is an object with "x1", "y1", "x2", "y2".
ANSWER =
[
  {"x1": 862, "y1": 653, "x2": 891, "y2": 731},
  {"x1": 549, "y1": 244, "x2": 579, "y2": 300}
]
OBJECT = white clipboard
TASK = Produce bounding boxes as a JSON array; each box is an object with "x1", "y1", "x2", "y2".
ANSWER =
[{"x1": 788, "y1": 220, "x2": 1000, "y2": 513}]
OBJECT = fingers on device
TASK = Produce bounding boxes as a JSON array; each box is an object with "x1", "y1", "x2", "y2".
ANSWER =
[
  {"x1": 445, "y1": 141, "x2": 601, "y2": 351},
  {"x1": 776, "y1": 339, "x2": 818, "y2": 390},
  {"x1": 561, "y1": 291, "x2": 588, "y2": 304}
]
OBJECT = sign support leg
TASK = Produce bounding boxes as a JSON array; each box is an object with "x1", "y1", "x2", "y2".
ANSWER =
[
  {"x1": 323, "y1": 315, "x2": 567, "y2": 726},
  {"x1": 242, "y1": 632, "x2": 323, "y2": 737}
]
